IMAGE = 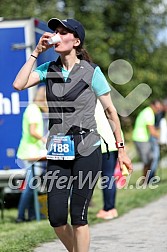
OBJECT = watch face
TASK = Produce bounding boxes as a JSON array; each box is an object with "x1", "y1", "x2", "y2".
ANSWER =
[{"x1": 116, "y1": 142, "x2": 124, "y2": 148}]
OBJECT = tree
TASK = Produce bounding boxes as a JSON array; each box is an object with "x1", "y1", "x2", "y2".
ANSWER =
[
  {"x1": 100, "y1": 0, "x2": 167, "y2": 125},
  {"x1": 0, "y1": 0, "x2": 63, "y2": 21},
  {"x1": 1, "y1": 0, "x2": 167, "y2": 123}
]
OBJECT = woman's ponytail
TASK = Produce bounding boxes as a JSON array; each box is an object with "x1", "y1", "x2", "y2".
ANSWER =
[{"x1": 76, "y1": 46, "x2": 92, "y2": 62}]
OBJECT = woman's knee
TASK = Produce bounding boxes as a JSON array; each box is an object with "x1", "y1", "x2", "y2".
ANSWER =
[
  {"x1": 48, "y1": 211, "x2": 68, "y2": 227},
  {"x1": 48, "y1": 198, "x2": 68, "y2": 227},
  {"x1": 54, "y1": 225, "x2": 68, "y2": 234},
  {"x1": 70, "y1": 196, "x2": 89, "y2": 226}
]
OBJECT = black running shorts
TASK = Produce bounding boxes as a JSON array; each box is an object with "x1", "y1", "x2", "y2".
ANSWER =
[{"x1": 47, "y1": 146, "x2": 102, "y2": 227}]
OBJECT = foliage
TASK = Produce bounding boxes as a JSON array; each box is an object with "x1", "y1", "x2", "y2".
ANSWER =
[{"x1": 1, "y1": 0, "x2": 167, "y2": 123}]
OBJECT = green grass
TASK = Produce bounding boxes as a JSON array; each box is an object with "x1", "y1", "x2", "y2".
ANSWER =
[
  {"x1": 89, "y1": 167, "x2": 167, "y2": 224},
  {"x1": 0, "y1": 167, "x2": 167, "y2": 252}
]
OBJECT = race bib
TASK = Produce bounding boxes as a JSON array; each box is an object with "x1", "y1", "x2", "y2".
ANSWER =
[{"x1": 47, "y1": 135, "x2": 75, "y2": 160}]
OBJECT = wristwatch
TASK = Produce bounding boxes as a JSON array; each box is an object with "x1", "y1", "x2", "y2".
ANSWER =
[{"x1": 115, "y1": 141, "x2": 124, "y2": 149}]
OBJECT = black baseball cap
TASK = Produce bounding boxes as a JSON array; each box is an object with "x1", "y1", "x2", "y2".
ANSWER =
[{"x1": 48, "y1": 18, "x2": 85, "y2": 45}]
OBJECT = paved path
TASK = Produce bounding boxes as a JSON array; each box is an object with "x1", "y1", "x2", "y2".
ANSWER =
[{"x1": 34, "y1": 195, "x2": 167, "y2": 252}]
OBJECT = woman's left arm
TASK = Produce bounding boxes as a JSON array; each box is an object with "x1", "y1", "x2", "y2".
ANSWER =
[{"x1": 98, "y1": 92, "x2": 133, "y2": 174}]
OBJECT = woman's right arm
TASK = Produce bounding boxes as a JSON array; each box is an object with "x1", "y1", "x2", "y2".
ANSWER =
[
  {"x1": 13, "y1": 54, "x2": 40, "y2": 90},
  {"x1": 13, "y1": 32, "x2": 53, "y2": 90}
]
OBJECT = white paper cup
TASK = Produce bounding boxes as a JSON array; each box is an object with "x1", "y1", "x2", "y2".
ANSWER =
[{"x1": 48, "y1": 34, "x2": 61, "y2": 45}]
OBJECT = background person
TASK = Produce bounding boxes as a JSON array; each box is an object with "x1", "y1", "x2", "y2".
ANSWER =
[
  {"x1": 149, "y1": 101, "x2": 164, "y2": 181},
  {"x1": 159, "y1": 98, "x2": 167, "y2": 146},
  {"x1": 15, "y1": 86, "x2": 47, "y2": 223},
  {"x1": 95, "y1": 100, "x2": 121, "y2": 220},
  {"x1": 132, "y1": 100, "x2": 161, "y2": 181},
  {"x1": 13, "y1": 17, "x2": 132, "y2": 251}
]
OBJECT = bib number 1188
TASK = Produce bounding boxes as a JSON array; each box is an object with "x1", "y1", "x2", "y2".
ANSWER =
[
  {"x1": 50, "y1": 143, "x2": 69, "y2": 153},
  {"x1": 47, "y1": 135, "x2": 75, "y2": 160}
]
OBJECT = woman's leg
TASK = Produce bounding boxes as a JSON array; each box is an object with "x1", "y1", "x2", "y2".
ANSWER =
[
  {"x1": 149, "y1": 136, "x2": 160, "y2": 180},
  {"x1": 73, "y1": 225, "x2": 90, "y2": 252},
  {"x1": 70, "y1": 147, "x2": 102, "y2": 252},
  {"x1": 101, "y1": 151, "x2": 118, "y2": 211},
  {"x1": 17, "y1": 164, "x2": 33, "y2": 221},
  {"x1": 47, "y1": 159, "x2": 74, "y2": 251},
  {"x1": 54, "y1": 224, "x2": 74, "y2": 252}
]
